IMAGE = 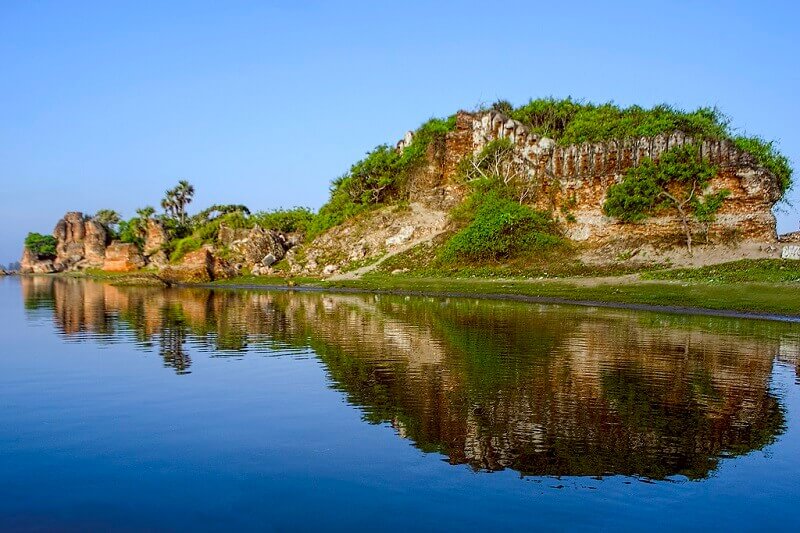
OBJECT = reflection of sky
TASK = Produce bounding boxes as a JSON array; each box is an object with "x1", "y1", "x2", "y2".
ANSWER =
[
  {"x1": 1, "y1": 276, "x2": 800, "y2": 529},
  {"x1": 1, "y1": 1, "x2": 799, "y2": 263}
]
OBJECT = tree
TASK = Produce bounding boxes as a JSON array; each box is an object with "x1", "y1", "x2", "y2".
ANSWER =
[
  {"x1": 93, "y1": 209, "x2": 121, "y2": 233},
  {"x1": 24, "y1": 232, "x2": 57, "y2": 258},
  {"x1": 603, "y1": 144, "x2": 729, "y2": 254},
  {"x1": 118, "y1": 206, "x2": 156, "y2": 249},
  {"x1": 136, "y1": 206, "x2": 156, "y2": 219},
  {"x1": 458, "y1": 138, "x2": 535, "y2": 204},
  {"x1": 161, "y1": 180, "x2": 195, "y2": 225}
]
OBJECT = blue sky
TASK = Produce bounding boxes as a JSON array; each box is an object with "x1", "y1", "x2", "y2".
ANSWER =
[{"x1": 1, "y1": 0, "x2": 798, "y2": 263}]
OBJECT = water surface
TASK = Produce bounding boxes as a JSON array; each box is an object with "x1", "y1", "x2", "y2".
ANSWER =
[{"x1": 2, "y1": 276, "x2": 799, "y2": 530}]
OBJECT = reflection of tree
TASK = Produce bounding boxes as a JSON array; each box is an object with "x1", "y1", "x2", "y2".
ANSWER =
[
  {"x1": 20, "y1": 277, "x2": 794, "y2": 479},
  {"x1": 158, "y1": 304, "x2": 192, "y2": 374}
]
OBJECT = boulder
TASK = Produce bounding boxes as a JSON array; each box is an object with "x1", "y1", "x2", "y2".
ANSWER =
[
  {"x1": 83, "y1": 219, "x2": 108, "y2": 265},
  {"x1": 160, "y1": 247, "x2": 214, "y2": 284},
  {"x1": 159, "y1": 246, "x2": 236, "y2": 284},
  {"x1": 103, "y1": 242, "x2": 146, "y2": 272},
  {"x1": 147, "y1": 250, "x2": 169, "y2": 269},
  {"x1": 229, "y1": 225, "x2": 287, "y2": 265},
  {"x1": 19, "y1": 248, "x2": 59, "y2": 274},
  {"x1": 782, "y1": 245, "x2": 800, "y2": 260}
]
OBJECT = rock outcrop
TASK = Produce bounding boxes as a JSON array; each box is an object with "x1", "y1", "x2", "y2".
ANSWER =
[
  {"x1": 159, "y1": 246, "x2": 236, "y2": 284},
  {"x1": 405, "y1": 111, "x2": 784, "y2": 247},
  {"x1": 20, "y1": 248, "x2": 57, "y2": 274},
  {"x1": 143, "y1": 219, "x2": 169, "y2": 268},
  {"x1": 219, "y1": 224, "x2": 289, "y2": 266},
  {"x1": 103, "y1": 242, "x2": 146, "y2": 272},
  {"x1": 53, "y1": 212, "x2": 108, "y2": 269}
]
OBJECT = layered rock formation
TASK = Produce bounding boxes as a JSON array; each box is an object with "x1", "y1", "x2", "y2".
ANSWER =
[
  {"x1": 21, "y1": 212, "x2": 110, "y2": 274},
  {"x1": 406, "y1": 111, "x2": 784, "y2": 246}
]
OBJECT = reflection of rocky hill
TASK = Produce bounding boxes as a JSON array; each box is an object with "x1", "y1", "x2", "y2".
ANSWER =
[{"x1": 23, "y1": 278, "x2": 794, "y2": 479}]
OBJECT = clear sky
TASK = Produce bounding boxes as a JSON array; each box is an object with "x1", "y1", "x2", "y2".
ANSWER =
[{"x1": 1, "y1": 0, "x2": 798, "y2": 263}]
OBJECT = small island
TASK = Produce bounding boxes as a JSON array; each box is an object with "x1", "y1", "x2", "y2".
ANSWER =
[{"x1": 17, "y1": 99, "x2": 800, "y2": 317}]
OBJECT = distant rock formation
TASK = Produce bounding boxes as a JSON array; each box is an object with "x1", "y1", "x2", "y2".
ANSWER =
[
  {"x1": 103, "y1": 242, "x2": 146, "y2": 272},
  {"x1": 53, "y1": 212, "x2": 108, "y2": 269},
  {"x1": 159, "y1": 246, "x2": 236, "y2": 284}
]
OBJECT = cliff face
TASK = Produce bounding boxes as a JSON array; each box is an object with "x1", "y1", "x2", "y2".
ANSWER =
[
  {"x1": 408, "y1": 111, "x2": 783, "y2": 246},
  {"x1": 52, "y1": 212, "x2": 108, "y2": 268}
]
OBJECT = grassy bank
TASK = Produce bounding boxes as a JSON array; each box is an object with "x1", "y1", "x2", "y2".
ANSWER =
[
  {"x1": 324, "y1": 274, "x2": 799, "y2": 318},
  {"x1": 55, "y1": 259, "x2": 800, "y2": 319}
]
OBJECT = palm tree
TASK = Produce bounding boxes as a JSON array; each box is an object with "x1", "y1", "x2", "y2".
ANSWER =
[{"x1": 161, "y1": 180, "x2": 195, "y2": 225}]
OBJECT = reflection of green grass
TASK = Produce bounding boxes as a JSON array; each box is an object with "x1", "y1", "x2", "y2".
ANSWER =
[{"x1": 326, "y1": 275, "x2": 800, "y2": 317}]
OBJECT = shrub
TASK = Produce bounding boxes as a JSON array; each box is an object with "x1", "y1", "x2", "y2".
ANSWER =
[
  {"x1": 507, "y1": 98, "x2": 792, "y2": 197},
  {"x1": 24, "y1": 232, "x2": 57, "y2": 258},
  {"x1": 603, "y1": 144, "x2": 728, "y2": 253},
  {"x1": 169, "y1": 236, "x2": 203, "y2": 263},
  {"x1": 440, "y1": 194, "x2": 561, "y2": 262},
  {"x1": 733, "y1": 136, "x2": 793, "y2": 195},
  {"x1": 310, "y1": 115, "x2": 457, "y2": 238},
  {"x1": 509, "y1": 98, "x2": 728, "y2": 144},
  {"x1": 252, "y1": 207, "x2": 315, "y2": 234}
]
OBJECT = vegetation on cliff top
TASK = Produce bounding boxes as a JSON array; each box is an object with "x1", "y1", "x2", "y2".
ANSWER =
[
  {"x1": 24, "y1": 233, "x2": 57, "y2": 258},
  {"x1": 496, "y1": 97, "x2": 792, "y2": 194}
]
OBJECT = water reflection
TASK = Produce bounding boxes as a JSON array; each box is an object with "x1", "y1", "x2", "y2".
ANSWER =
[{"x1": 21, "y1": 277, "x2": 800, "y2": 480}]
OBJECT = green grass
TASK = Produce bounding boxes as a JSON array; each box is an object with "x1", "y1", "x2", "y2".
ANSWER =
[
  {"x1": 643, "y1": 259, "x2": 800, "y2": 284},
  {"x1": 325, "y1": 274, "x2": 800, "y2": 317}
]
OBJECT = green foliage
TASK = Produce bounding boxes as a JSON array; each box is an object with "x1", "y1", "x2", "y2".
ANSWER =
[
  {"x1": 440, "y1": 194, "x2": 561, "y2": 262},
  {"x1": 311, "y1": 115, "x2": 457, "y2": 238},
  {"x1": 306, "y1": 190, "x2": 370, "y2": 239},
  {"x1": 93, "y1": 209, "x2": 121, "y2": 230},
  {"x1": 733, "y1": 136, "x2": 793, "y2": 194},
  {"x1": 252, "y1": 207, "x2": 315, "y2": 233},
  {"x1": 193, "y1": 211, "x2": 251, "y2": 242},
  {"x1": 24, "y1": 232, "x2": 57, "y2": 258},
  {"x1": 604, "y1": 144, "x2": 719, "y2": 220},
  {"x1": 643, "y1": 259, "x2": 800, "y2": 284},
  {"x1": 490, "y1": 99, "x2": 514, "y2": 115},
  {"x1": 169, "y1": 236, "x2": 202, "y2": 263},
  {"x1": 603, "y1": 144, "x2": 726, "y2": 251},
  {"x1": 506, "y1": 98, "x2": 791, "y2": 197},
  {"x1": 509, "y1": 98, "x2": 728, "y2": 144},
  {"x1": 118, "y1": 218, "x2": 146, "y2": 248},
  {"x1": 161, "y1": 180, "x2": 195, "y2": 225},
  {"x1": 191, "y1": 204, "x2": 251, "y2": 227}
]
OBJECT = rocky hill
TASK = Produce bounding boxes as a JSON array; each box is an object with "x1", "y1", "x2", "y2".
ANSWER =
[{"x1": 19, "y1": 100, "x2": 797, "y2": 281}]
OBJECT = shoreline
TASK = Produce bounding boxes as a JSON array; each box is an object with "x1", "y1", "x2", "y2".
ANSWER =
[
  {"x1": 13, "y1": 271, "x2": 800, "y2": 323},
  {"x1": 196, "y1": 281, "x2": 800, "y2": 323}
]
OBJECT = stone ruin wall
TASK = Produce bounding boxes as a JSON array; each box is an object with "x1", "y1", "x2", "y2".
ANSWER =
[{"x1": 409, "y1": 111, "x2": 783, "y2": 246}]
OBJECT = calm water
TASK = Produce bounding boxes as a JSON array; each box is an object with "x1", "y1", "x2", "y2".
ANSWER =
[{"x1": 1, "y1": 277, "x2": 799, "y2": 531}]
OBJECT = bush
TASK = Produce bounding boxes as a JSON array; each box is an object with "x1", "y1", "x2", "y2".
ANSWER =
[
  {"x1": 169, "y1": 236, "x2": 203, "y2": 263},
  {"x1": 24, "y1": 232, "x2": 57, "y2": 258},
  {"x1": 509, "y1": 98, "x2": 728, "y2": 144},
  {"x1": 252, "y1": 207, "x2": 315, "y2": 234},
  {"x1": 507, "y1": 98, "x2": 792, "y2": 196},
  {"x1": 440, "y1": 194, "x2": 561, "y2": 262},
  {"x1": 310, "y1": 115, "x2": 457, "y2": 238},
  {"x1": 733, "y1": 136, "x2": 793, "y2": 195}
]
